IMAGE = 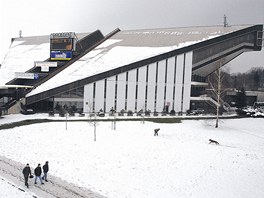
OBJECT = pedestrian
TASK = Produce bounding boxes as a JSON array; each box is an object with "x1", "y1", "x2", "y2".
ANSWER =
[
  {"x1": 34, "y1": 164, "x2": 44, "y2": 184},
  {"x1": 22, "y1": 163, "x2": 32, "y2": 188},
  {"x1": 154, "y1": 128, "x2": 160, "y2": 136},
  {"x1": 42, "y1": 161, "x2": 49, "y2": 182}
]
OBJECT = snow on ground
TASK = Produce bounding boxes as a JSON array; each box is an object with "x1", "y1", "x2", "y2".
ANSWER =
[
  {"x1": 0, "y1": 176, "x2": 35, "y2": 198},
  {"x1": 0, "y1": 114, "x2": 264, "y2": 198}
]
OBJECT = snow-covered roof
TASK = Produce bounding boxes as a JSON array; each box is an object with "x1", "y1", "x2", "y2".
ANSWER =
[
  {"x1": 108, "y1": 25, "x2": 249, "y2": 47},
  {"x1": 0, "y1": 36, "x2": 50, "y2": 85},
  {"x1": 28, "y1": 25, "x2": 254, "y2": 97},
  {"x1": 0, "y1": 33, "x2": 89, "y2": 85},
  {"x1": 0, "y1": 25, "x2": 254, "y2": 96}
]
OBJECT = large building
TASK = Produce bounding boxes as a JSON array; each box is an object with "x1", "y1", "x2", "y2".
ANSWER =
[{"x1": 0, "y1": 24, "x2": 263, "y2": 115}]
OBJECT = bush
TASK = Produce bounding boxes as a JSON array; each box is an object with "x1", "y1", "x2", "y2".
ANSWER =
[
  {"x1": 48, "y1": 111, "x2": 55, "y2": 116},
  {"x1": 118, "y1": 109, "x2": 125, "y2": 116},
  {"x1": 127, "y1": 110, "x2": 133, "y2": 116},
  {"x1": 145, "y1": 110, "x2": 151, "y2": 116},
  {"x1": 137, "y1": 109, "x2": 143, "y2": 116},
  {"x1": 59, "y1": 108, "x2": 66, "y2": 117},
  {"x1": 170, "y1": 109, "x2": 176, "y2": 116}
]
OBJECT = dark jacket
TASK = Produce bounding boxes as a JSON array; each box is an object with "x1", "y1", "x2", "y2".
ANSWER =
[
  {"x1": 34, "y1": 166, "x2": 42, "y2": 176},
  {"x1": 22, "y1": 166, "x2": 31, "y2": 177},
  {"x1": 43, "y1": 163, "x2": 49, "y2": 173}
]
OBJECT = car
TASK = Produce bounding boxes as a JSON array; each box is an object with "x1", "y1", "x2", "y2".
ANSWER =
[
  {"x1": 20, "y1": 109, "x2": 35, "y2": 115},
  {"x1": 188, "y1": 108, "x2": 205, "y2": 115}
]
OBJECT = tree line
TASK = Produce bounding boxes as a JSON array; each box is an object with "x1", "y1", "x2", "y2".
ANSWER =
[
  {"x1": 207, "y1": 66, "x2": 264, "y2": 110},
  {"x1": 224, "y1": 67, "x2": 264, "y2": 91}
]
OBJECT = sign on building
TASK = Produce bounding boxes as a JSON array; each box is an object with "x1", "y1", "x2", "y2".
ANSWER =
[
  {"x1": 50, "y1": 51, "x2": 72, "y2": 61},
  {"x1": 15, "y1": 72, "x2": 39, "y2": 80},
  {"x1": 50, "y1": 32, "x2": 76, "y2": 61},
  {"x1": 34, "y1": 61, "x2": 57, "y2": 72}
]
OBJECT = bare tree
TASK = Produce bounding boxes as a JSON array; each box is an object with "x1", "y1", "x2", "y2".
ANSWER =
[
  {"x1": 207, "y1": 59, "x2": 231, "y2": 128},
  {"x1": 85, "y1": 100, "x2": 98, "y2": 141}
]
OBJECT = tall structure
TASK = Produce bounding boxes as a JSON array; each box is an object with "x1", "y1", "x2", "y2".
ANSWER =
[
  {"x1": 224, "y1": 15, "x2": 228, "y2": 27},
  {"x1": 19, "y1": 30, "x2": 22, "y2": 38}
]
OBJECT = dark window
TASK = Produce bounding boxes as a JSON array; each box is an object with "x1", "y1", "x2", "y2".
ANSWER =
[
  {"x1": 154, "y1": 62, "x2": 159, "y2": 112},
  {"x1": 50, "y1": 38, "x2": 73, "y2": 51},
  {"x1": 145, "y1": 65, "x2": 149, "y2": 111},
  {"x1": 125, "y1": 72, "x2": 128, "y2": 110},
  {"x1": 172, "y1": 56, "x2": 177, "y2": 110},
  {"x1": 135, "y1": 69, "x2": 139, "y2": 111}
]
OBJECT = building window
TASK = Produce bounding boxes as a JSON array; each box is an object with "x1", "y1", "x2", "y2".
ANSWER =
[
  {"x1": 114, "y1": 75, "x2": 118, "y2": 110},
  {"x1": 125, "y1": 72, "x2": 128, "y2": 110},
  {"x1": 145, "y1": 65, "x2": 149, "y2": 111},
  {"x1": 164, "y1": 59, "x2": 168, "y2": 107},
  {"x1": 172, "y1": 56, "x2": 177, "y2": 110},
  {"x1": 93, "y1": 83, "x2": 96, "y2": 112},
  {"x1": 181, "y1": 53, "x2": 186, "y2": 113},
  {"x1": 53, "y1": 87, "x2": 84, "y2": 112},
  {"x1": 154, "y1": 62, "x2": 159, "y2": 112},
  {"x1": 104, "y1": 79, "x2": 107, "y2": 112},
  {"x1": 135, "y1": 68, "x2": 139, "y2": 111}
]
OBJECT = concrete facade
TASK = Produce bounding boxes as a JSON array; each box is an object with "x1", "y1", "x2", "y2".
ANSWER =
[{"x1": 83, "y1": 52, "x2": 193, "y2": 113}]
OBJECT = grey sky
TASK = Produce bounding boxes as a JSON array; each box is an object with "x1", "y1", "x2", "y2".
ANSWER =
[{"x1": 0, "y1": 0, "x2": 263, "y2": 73}]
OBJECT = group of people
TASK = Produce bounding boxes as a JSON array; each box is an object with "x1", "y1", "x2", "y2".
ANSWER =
[{"x1": 22, "y1": 161, "x2": 49, "y2": 188}]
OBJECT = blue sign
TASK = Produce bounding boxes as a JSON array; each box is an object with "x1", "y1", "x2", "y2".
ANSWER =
[
  {"x1": 50, "y1": 51, "x2": 72, "y2": 60},
  {"x1": 34, "y1": 73, "x2": 39, "y2": 80}
]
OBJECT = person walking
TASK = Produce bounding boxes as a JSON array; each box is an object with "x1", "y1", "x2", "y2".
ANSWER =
[
  {"x1": 34, "y1": 164, "x2": 44, "y2": 184},
  {"x1": 42, "y1": 161, "x2": 49, "y2": 182},
  {"x1": 22, "y1": 163, "x2": 32, "y2": 188}
]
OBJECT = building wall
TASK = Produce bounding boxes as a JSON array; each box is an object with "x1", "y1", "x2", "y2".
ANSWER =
[{"x1": 83, "y1": 51, "x2": 193, "y2": 113}]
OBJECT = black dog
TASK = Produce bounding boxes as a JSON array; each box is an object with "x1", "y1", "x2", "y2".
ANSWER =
[{"x1": 209, "y1": 139, "x2": 219, "y2": 145}]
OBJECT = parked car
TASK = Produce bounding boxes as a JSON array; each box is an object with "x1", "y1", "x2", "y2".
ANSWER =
[
  {"x1": 20, "y1": 109, "x2": 35, "y2": 115},
  {"x1": 188, "y1": 108, "x2": 204, "y2": 115}
]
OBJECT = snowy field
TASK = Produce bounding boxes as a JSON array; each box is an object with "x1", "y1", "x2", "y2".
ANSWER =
[{"x1": 0, "y1": 114, "x2": 264, "y2": 198}]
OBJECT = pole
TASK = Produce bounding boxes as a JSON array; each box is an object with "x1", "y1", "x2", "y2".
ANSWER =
[
  {"x1": 114, "y1": 112, "x2": 116, "y2": 130},
  {"x1": 65, "y1": 112, "x2": 68, "y2": 130},
  {"x1": 94, "y1": 114, "x2": 96, "y2": 141},
  {"x1": 215, "y1": 61, "x2": 221, "y2": 128}
]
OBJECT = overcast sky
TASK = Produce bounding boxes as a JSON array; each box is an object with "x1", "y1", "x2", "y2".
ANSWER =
[{"x1": 0, "y1": 0, "x2": 263, "y2": 73}]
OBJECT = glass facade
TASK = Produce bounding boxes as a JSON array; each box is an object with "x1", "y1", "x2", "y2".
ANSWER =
[{"x1": 53, "y1": 87, "x2": 84, "y2": 112}]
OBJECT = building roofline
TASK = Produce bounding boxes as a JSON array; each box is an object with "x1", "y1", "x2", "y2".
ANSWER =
[{"x1": 25, "y1": 24, "x2": 263, "y2": 105}]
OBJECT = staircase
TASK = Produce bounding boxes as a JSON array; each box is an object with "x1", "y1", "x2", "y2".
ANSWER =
[
  {"x1": 191, "y1": 94, "x2": 232, "y2": 113},
  {"x1": 191, "y1": 95, "x2": 220, "y2": 107}
]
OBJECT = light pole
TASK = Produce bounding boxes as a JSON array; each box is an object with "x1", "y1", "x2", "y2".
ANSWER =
[
  {"x1": 94, "y1": 114, "x2": 97, "y2": 141},
  {"x1": 65, "y1": 112, "x2": 68, "y2": 130}
]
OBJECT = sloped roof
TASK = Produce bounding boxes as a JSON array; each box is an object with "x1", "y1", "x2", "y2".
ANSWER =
[
  {"x1": 1, "y1": 24, "x2": 261, "y2": 99},
  {"x1": 108, "y1": 25, "x2": 251, "y2": 47},
  {"x1": 0, "y1": 33, "x2": 89, "y2": 85},
  {"x1": 26, "y1": 25, "x2": 256, "y2": 97}
]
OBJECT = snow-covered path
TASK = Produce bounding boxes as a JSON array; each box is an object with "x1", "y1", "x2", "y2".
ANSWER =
[{"x1": 0, "y1": 155, "x2": 104, "y2": 198}]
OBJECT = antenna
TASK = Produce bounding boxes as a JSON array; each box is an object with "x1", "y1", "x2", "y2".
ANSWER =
[
  {"x1": 19, "y1": 30, "x2": 22, "y2": 38},
  {"x1": 223, "y1": 15, "x2": 228, "y2": 27}
]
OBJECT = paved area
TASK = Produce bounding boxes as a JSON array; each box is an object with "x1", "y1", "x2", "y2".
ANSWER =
[{"x1": 0, "y1": 155, "x2": 105, "y2": 198}]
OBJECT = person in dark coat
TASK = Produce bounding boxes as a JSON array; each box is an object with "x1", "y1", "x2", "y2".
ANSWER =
[
  {"x1": 42, "y1": 161, "x2": 49, "y2": 182},
  {"x1": 34, "y1": 164, "x2": 44, "y2": 184},
  {"x1": 22, "y1": 163, "x2": 32, "y2": 188}
]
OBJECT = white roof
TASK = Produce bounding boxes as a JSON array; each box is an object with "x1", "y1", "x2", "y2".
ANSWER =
[
  {"x1": 0, "y1": 25, "x2": 252, "y2": 97},
  {"x1": 0, "y1": 40, "x2": 49, "y2": 85},
  {"x1": 27, "y1": 39, "x2": 199, "y2": 97}
]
